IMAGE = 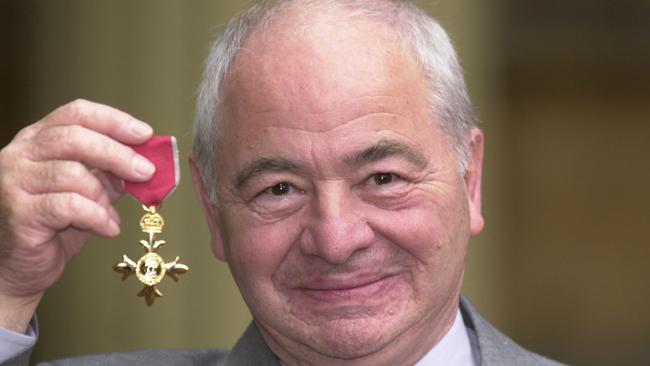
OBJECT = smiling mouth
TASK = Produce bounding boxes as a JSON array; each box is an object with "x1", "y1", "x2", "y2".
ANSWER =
[{"x1": 294, "y1": 273, "x2": 400, "y2": 303}]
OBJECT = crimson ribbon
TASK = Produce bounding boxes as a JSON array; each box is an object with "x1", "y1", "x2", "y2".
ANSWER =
[{"x1": 124, "y1": 136, "x2": 180, "y2": 207}]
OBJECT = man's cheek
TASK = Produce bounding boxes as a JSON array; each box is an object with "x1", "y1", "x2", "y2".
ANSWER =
[
  {"x1": 367, "y1": 205, "x2": 442, "y2": 245},
  {"x1": 232, "y1": 225, "x2": 300, "y2": 273}
]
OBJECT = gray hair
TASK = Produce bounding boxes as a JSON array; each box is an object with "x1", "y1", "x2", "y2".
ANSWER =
[{"x1": 193, "y1": 0, "x2": 477, "y2": 206}]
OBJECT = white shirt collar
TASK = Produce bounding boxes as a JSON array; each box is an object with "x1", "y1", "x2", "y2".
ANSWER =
[{"x1": 414, "y1": 308, "x2": 476, "y2": 366}]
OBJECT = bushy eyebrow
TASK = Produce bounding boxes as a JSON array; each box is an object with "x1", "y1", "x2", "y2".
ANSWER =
[
  {"x1": 234, "y1": 157, "x2": 302, "y2": 188},
  {"x1": 234, "y1": 140, "x2": 426, "y2": 188},
  {"x1": 344, "y1": 139, "x2": 428, "y2": 169}
]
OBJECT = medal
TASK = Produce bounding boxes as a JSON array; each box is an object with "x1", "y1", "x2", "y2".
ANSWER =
[{"x1": 114, "y1": 136, "x2": 188, "y2": 306}]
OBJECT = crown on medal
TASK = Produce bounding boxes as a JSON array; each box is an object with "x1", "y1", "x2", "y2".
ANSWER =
[{"x1": 139, "y1": 207, "x2": 165, "y2": 234}]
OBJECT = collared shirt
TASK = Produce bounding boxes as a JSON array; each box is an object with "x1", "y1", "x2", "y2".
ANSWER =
[{"x1": 414, "y1": 309, "x2": 477, "y2": 366}]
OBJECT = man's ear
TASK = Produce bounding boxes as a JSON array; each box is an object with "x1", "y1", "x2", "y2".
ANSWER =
[
  {"x1": 189, "y1": 155, "x2": 226, "y2": 261},
  {"x1": 464, "y1": 129, "x2": 485, "y2": 236}
]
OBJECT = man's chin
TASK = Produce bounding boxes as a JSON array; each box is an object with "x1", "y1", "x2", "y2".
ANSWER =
[{"x1": 298, "y1": 318, "x2": 399, "y2": 360}]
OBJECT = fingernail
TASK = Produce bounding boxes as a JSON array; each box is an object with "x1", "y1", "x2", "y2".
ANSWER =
[
  {"x1": 132, "y1": 155, "x2": 155, "y2": 178},
  {"x1": 131, "y1": 120, "x2": 153, "y2": 137},
  {"x1": 108, "y1": 206, "x2": 121, "y2": 225},
  {"x1": 108, "y1": 219, "x2": 121, "y2": 236}
]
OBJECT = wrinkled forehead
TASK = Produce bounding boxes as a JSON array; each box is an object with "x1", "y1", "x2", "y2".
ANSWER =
[{"x1": 219, "y1": 6, "x2": 430, "y2": 131}]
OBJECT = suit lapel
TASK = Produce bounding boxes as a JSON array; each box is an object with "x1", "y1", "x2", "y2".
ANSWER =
[
  {"x1": 224, "y1": 322, "x2": 280, "y2": 366},
  {"x1": 460, "y1": 296, "x2": 564, "y2": 366}
]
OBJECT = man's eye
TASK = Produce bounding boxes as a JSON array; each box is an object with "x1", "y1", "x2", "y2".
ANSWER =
[
  {"x1": 269, "y1": 182, "x2": 291, "y2": 195},
  {"x1": 373, "y1": 173, "x2": 394, "y2": 185}
]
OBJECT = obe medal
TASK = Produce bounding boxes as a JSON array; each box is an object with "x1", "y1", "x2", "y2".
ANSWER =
[{"x1": 114, "y1": 136, "x2": 188, "y2": 306}]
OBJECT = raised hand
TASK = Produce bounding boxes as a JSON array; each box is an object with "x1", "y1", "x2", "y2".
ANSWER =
[{"x1": 0, "y1": 99, "x2": 155, "y2": 332}]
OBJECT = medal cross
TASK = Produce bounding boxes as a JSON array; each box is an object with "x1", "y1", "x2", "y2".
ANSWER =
[{"x1": 114, "y1": 206, "x2": 188, "y2": 306}]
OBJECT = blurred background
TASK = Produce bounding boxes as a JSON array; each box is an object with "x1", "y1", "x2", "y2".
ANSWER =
[{"x1": 1, "y1": 0, "x2": 648, "y2": 365}]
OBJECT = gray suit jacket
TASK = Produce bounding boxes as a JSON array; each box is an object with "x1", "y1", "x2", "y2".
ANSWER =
[{"x1": 7, "y1": 297, "x2": 566, "y2": 366}]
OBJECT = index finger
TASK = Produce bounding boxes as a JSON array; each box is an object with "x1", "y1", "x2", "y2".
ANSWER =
[{"x1": 25, "y1": 99, "x2": 153, "y2": 145}]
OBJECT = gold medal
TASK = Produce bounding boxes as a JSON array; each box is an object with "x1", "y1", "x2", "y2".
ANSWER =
[
  {"x1": 114, "y1": 205, "x2": 188, "y2": 306},
  {"x1": 116, "y1": 135, "x2": 186, "y2": 306}
]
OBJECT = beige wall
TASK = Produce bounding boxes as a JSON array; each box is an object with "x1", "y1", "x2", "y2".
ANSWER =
[{"x1": 1, "y1": 1, "x2": 648, "y2": 365}]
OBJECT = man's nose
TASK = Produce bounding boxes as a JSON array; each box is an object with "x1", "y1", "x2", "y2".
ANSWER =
[{"x1": 299, "y1": 186, "x2": 375, "y2": 264}]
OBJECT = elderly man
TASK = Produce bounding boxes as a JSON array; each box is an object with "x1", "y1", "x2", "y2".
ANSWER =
[{"x1": 0, "y1": 1, "x2": 564, "y2": 365}]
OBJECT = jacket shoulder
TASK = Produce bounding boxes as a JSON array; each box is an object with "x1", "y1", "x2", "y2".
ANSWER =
[
  {"x1": 37, "y1": 348, "x2": 228, "y2": 366},
  {"x1": 460, "y1": 297, "x2": 568, "y2": 366}
]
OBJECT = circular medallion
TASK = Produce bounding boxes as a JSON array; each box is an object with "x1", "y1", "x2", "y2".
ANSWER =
[{"x1": 136, "y1": 253, "x2": 166, "y2": 286}]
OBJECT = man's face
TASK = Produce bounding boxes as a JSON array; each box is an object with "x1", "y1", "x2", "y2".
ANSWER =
[{"x1": 196, "y1": 14, "x2": 483, "y2": 364}]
